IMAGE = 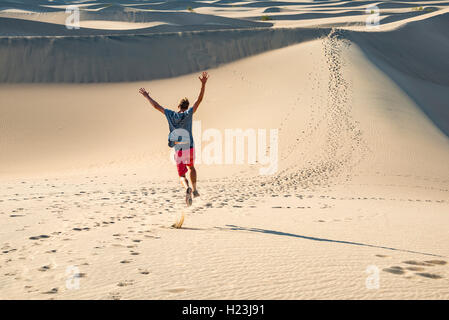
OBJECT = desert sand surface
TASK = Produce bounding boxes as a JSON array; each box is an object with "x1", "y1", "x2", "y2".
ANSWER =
[{"x1": 0, "y1": 1, "x2": 449, "y2": 299}]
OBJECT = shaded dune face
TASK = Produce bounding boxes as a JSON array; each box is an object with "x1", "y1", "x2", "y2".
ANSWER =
[
  {"x1": 348, "y1": 13, "x2": 449, "y2": 137},
  {"x1": 0, "y1": 28, "x2": 325, "y2": 82}
]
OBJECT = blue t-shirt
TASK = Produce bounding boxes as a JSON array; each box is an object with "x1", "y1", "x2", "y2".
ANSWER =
[{"x1": 164, "y1": 108, "x2": 194, "y2": 151}]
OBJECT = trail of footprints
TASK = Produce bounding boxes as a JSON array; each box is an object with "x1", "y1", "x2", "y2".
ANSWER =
[
  {"x1": 2, "y1": 167, "x2": 448, "y2": 296},
  {"x1": 0, "y1": 175, "x2": 273, "y2": 296},
  {"x1": 2, "y1": 171, "x2": 448, "y2": 297},
  {"x1": 379, "y1": 255, "x2": 447, "y2": 280}
]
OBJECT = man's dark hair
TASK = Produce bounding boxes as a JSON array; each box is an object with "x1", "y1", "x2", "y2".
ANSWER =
[{"x1": 178, "y1": 98, "x2": 189, "y2": 111}]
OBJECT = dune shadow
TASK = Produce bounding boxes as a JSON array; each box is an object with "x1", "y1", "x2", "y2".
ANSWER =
[
  {"x1": 219, "y1": 225, "x2": 444, "y2": 257},
  {"x1": 177, "y1": 227, "x2": 209, "y2": 231},
  {"x1": 347, "y1": 13, "x2": 449, "y2": 138}
]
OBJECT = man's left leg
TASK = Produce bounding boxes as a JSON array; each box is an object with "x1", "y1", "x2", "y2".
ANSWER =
[
  {"x1": 175, "y1": 149, "x2": 193, "y2": 206},
  {"x1": 181, "y1": 174, "x2": 193, "y2": 206}
]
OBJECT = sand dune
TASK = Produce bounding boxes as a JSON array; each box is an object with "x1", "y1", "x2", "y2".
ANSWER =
[
  {"x1": 0, "y1": 0, "x2": 448, "y2": 300},
  {"x1": 348, "y1": 12, "x2": 449, "y2": 136},
  {"x1": 0, "y1": 27, "x2": 323, "y2": 82},
  {"x1": 0, "y1": 5, "x2": 272, "y2": 36},
  {"x1": 1, "y1": 1, "x2": 449, "y2": 82}
]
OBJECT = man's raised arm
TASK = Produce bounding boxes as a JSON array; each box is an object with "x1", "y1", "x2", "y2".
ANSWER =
[
  {"x1": 139, "y1": 88, "x2": 165, "y2": 114},
  {"x1": 192, "y1": 72, "x2": 209, "y2": 114}
]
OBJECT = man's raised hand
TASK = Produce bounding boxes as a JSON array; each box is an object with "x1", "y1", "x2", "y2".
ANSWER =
[
  {"x1": 199, "y1": 72, "x2": 209, "y2": 85},
  {"x1": 139, "y1": 88, "x2": 149, "y2": 98},
  {"x1": 192, "y1": 72, "x2": 208, "y2": 113},
  {"x1": 139, "y1": 88, "x2": 164, "y2": 114}
]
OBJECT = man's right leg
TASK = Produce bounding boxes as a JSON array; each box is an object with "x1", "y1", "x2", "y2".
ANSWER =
[
  {"x1": 188, "y1": 166, "x2": 199, "y2": 198},
  {"x1": 188, "y1": 166, "x2": 197, "y2": 191},
  {"x1": 178, "y1": 172, "x2": 193, "y2": 206}
]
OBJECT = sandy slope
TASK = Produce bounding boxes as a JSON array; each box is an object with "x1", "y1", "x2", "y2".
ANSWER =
[{"x1": 0, "y1": 1, "x2": 449, "y2": 299}]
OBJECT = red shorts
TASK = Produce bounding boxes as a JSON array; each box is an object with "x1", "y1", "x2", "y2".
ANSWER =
[{"x1": 174, "y1": 147, "x2": 195, "y2": 177}]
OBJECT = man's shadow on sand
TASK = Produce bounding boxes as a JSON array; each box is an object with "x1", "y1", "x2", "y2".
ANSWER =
[{"x1": 216, "y1": 225, "x2": 445, "y2": 258}]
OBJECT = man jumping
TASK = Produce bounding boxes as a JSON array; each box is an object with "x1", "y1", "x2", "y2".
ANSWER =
[{"x1": 139, "y1": 71, "x2": 209, "y2": 206}]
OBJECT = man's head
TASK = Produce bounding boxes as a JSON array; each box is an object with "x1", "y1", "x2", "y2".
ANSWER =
[{"x1": 178, "y1": 98, "x2": 189, "y2": 112}]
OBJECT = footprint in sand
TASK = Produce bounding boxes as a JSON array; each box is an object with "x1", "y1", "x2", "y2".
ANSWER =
[
  {"x1": 416, "y1": 273, "x2": 443, "y2": 279},
  {"x1": 424, "y1": 260, "x2": 447, "y2": 265},
  {"x1": 74, "y1": 272, "x2": 86, "y2": 278},
  {"x1": 144, "y1": 235, "x2": 160, "y2": 239},
  {"x1": 73, "y1": 227, "x2": 90, "y2": 231},
  {"x1": 42, "y1": 288, "x2": 58, "y2": 294},
  {"x1": 120, "y1": 260, "x2": 132, "y2": 264},
  {"x1": 139, "y1": 269, "x2": 150, "y2": 275},
  {"x1": 38, "y1": 265, "x2": 51, "y2": 272},
  {"x1": 29, "y1": 235, "x2": 50, "y2": 240},
  {"x1": 109, "y1": 292, "x2": 121, "y2": 300},
  {"x1": 403, "y1": 260, "x2": 434, "y2": 267},
  {"x1": 406, "y1": 266, "x2": 425, "y2": 272},
  {"x1": 117, "y1": 280, "x2": 134, "y2": 287},
  {"x1": 383, "y1": 266, "x2": 405, "y2": 275}
]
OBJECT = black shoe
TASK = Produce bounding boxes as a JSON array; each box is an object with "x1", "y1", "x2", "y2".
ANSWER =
[
  {"x1": 186, "y1": 187, "x2": 193, "y2": 206},
  {"x1": 193, "y1": 190, "x2": 200, "y2": 198}
]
